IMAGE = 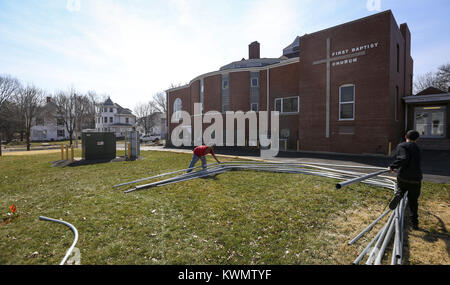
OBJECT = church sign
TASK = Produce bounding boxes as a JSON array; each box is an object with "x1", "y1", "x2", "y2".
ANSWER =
[
  {"x1": 312, "y1": 39, "x2": 381, "y2": 138},
  {"x1": 331, "y1": 42, "x2": 379, "y2": 67}
]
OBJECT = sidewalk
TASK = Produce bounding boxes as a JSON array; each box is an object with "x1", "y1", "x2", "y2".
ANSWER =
[{"x1": 137, "y1": 146, "x2": 450, "y2": 184}]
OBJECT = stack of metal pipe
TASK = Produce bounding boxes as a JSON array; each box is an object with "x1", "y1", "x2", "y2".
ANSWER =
[{"x1": 113, "y1": 160, "x2": 407, "y2": 265}]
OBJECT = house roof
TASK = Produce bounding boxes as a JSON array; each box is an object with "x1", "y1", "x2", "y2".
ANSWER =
[
  {"x1": 101, "y1": 98, "x2": 134, "y2": 116},
  {"x1": 404, "y1": 92, "x2": 450, "y2": 104},
  {"x1": 103, "y1": 98, "x2": 114, "y2": 105},
  {"x1": 114, "y1": 103, "x2": 133, "y2": 115},
  {"x1": 416, "y1": 87, "x2": 446, "y2": 96}
]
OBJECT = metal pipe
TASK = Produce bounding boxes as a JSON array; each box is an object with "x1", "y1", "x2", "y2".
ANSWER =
[
  {"x1": 336, "y1": 169, "x2": 389, "y2": 189},
  {"x1": 390, "y1": 238, "x2": 398, "y2": 265},
  {"x1": 156, "y1": 168, "x2": 230, "y2": 187},
  {"x1": 114, "y1": 160, "x2": 402, "y2": 265},
  {"x1": 39, "y1": 216, "x2": 79, "y2": 265},
  {"x1": 397, "y1": 195, "x2": 408, "y2": 265},
  {"x1": 394, "y1": 203, "x2": 402, "y2": 259},
  {"x1": 352, "y1": 221, "x2": 389, "y2": 265},
  {"x1": 124, "y1": 165, "x2": 226, "y2": 193},
  {"x1": 112, "y1": 162, "x2": 220, "y2": 188},
  {"x1": 374, "y1": 212, "x2": 396, "y2": 265},
  {"x1": 366, "y1": 212, "x2": 395, "y2": 265},
  {"x1": 348, "y1": 209, "x2": 391, "y2": 245}
]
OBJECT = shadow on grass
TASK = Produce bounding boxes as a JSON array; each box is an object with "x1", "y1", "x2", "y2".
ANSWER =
[
  {"x1": 402, "y1": 210, "x2": 450, "y2": 264},
  {"x1": 51, "y1": 157, "x2": 130, "y2": 167}
]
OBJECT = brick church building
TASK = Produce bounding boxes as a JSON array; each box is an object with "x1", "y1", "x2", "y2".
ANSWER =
[{"x1": 166, "y1": 10, "x2": 427, "y2": 155}]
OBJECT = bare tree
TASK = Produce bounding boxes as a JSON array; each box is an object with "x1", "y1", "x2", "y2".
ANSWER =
[
  {"x1": 414, "y1": 62, "x2": 450, "y2": 94},
  {"x1": 151, "y1": 92, "x2": 167, "y2": 114},
  {"x1": 134, "y1": 101, "x2": 155, "y2": 134},
  {"x1": 0, "y1": 75, "x2": 21, "y2": 155},
  {"x1": 436, "y1": 63, "x2": 450, "y2": 90},
  {"x1": 54, "y1": 88, "x2": 88, "y2": 146},
  {"x1": 14, "y1": 85, "x2": 44, "y2": 151},
  {"x1": 0, "y1": 75, "x2": 20, "y2": 107}
]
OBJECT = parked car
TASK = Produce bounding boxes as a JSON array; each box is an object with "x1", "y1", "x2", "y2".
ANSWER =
[{"x1": 140, "y1": 134, "x2": 161, "y2": 143}]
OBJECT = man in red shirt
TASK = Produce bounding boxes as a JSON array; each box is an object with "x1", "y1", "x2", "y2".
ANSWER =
[{"x1": 187, "y1": 145, "x2": 221, "y2": 173}]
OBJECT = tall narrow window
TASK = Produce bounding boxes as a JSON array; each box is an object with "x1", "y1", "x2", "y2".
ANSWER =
[
  {"x1": 173, "y1": 98, "x2": 182, "y2": 120},
  {"x1": 339, "y1": 85, "x2": 355, "y2": 120},
  {"x1": 222, "y1": 79, "x2": 229, "y2": 89},
  {"x1": 200, "y1": 79, "x2": 204, "y2": 113},
  {"x1": 251, "y1": 77, "x2": 259, "y2": 87},
  {"x1": 396, "y1": 44, "x2": 400, "y2": 73}
]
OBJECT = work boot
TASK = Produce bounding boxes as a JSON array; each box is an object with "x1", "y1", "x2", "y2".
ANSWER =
[{"x1": 389, "y1": 195, "x2": 401, "y2": 210}]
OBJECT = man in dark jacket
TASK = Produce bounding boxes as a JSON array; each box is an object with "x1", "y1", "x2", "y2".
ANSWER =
[{"x1": 388, "y1": 130, "x2": 423, "y2": 230}]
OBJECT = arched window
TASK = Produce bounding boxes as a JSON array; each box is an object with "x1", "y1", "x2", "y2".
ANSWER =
[{"x1": 173, "y1": 98, "x2": 182, "y2": 120}]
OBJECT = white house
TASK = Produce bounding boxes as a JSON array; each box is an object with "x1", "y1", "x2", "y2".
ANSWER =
[
  {"x1": 31, "y1": 97, "x2": 70, "y2": 141},
  {"x1": 95, "y1": 98, "x2": 136, "y2": 138}
]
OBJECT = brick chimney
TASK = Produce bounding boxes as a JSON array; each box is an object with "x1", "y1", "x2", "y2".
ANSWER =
[{"x1": 249, "y1": 41, "x2": 260, "y2": 59}]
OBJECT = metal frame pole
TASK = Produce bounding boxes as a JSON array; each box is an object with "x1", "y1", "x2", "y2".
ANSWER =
[{"x1": 39, "y1": 216, "x2": 79, "y2": 265}]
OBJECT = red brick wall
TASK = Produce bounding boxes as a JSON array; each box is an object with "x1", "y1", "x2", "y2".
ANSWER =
[
  {"x1": 298, "y1": 10, "x2": 409, "y2": 154},
  {"x1": 229, "y1": 71, "x2": 250, "y2": 111},
  {"x1": 204, "y1": 74, "x2": 222, "y2": 112},
  {"x1": 268, "y1": 63, "x2": 300, "y2": 147},
  {"x1": 167, "y1": 11, "x2": 413, "y2": 153}
]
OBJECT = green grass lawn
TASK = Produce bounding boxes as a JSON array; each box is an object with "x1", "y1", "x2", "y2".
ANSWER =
[{"x1": 0, "y1": 151, "x2": 448, "y2": 265}]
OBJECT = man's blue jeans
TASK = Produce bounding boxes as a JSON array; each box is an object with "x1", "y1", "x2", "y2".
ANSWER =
[{"x1": 187, "y1": 154, "x2": 207, "y2": 173}]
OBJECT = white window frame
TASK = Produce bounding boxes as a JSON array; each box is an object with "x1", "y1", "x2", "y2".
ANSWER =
[
  {"x1": 251, "y1": 103, "x2": 259, "y2": 112},
  {"x1": 222, "y1": 79, "x2": 229, "y2": 89},
  {"x1": 251, "y1": 77, "x2": 259, "y2": 87},
  {"x1": 173, "y1": 98, "x2": 182, "y2": 120},
  {"x1": 274, "y1": 96, "x2": 299, "y2": 114},
  {"x1": 339, "y1": 84, "x2": 355, "y2": 121}
]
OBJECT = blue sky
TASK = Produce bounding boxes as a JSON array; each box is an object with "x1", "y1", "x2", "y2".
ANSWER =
[{"x1": 0, "y1": 0, "x2": 449, "y2": 109}]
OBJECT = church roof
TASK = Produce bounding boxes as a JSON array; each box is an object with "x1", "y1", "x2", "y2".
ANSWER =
[{"x1": 282, "y1": 36, "x2": 300, "y2": 58}]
